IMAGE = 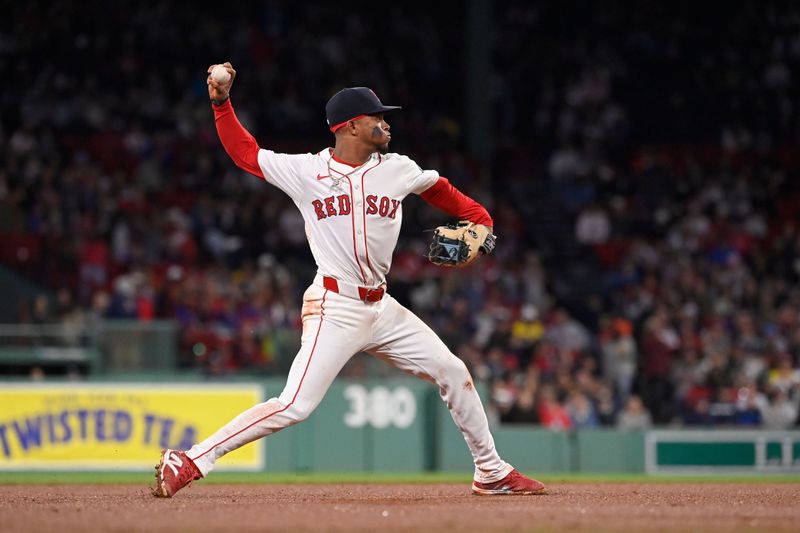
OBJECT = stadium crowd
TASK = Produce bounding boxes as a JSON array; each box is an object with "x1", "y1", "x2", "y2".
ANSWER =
[{"x1": 2, "y1": 1, "x2": 800, "y2": 429}]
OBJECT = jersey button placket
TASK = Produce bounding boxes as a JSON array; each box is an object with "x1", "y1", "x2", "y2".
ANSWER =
[{"x1": 351, "y1": 173, "x2": 370, "y2": 285}]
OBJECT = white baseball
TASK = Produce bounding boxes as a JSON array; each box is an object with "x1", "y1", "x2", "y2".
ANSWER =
[{"x1": 210, "y1": 64, "x2": 231, "y2": 84}]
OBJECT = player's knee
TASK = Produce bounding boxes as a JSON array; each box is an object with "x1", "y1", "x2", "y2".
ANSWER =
[
  {"x1": 442, "y1": 355, "x2": 470, "y2": 382},
  {"x1": 284, "y1": 400, "x2": 315, "y2": 424}
]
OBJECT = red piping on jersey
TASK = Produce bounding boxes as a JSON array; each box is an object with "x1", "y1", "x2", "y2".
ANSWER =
[
  {"x1": 360, "y1": 154, "x2": 383, "y2": 278},
  {"x1": 212, "y1": 99, "x2": 264, "y2": 179},
  {"x1": 189, "y1": 290, "x2": 328, "y2": 461},
  {"x1": 329, "y1": 115, "x2": 366, "y2": 133},
  {"x1": 419, "y1": 177, "x2": 493, "y2": 227}
]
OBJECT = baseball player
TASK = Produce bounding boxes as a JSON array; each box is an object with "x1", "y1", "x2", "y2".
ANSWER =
[{"x1": 153, "y1": 62, "x2": 545, "y2": 497}]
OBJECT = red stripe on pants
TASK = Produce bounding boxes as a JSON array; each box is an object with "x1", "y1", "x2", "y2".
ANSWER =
[{"x1": 189, "y1": 290, "x2": 328, "y2": 461}]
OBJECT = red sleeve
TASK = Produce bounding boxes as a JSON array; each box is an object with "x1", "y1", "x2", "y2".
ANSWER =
[
  {"x1": 212, "y1": 99, "x2": 264, "y2": 178},
  {"x1": 419, "y1": 177, "x2": 493, "y2": 227}
]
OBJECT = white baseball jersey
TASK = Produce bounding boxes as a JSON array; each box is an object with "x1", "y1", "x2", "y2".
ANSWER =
[
  {"x1": 185, "y1": 125, "x2": 513, "y2": 486},
  {"x1": 257, "y1": 148, "x2": 439, "y2": 287}
]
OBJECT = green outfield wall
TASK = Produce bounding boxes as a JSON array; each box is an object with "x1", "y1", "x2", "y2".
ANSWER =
[
  {"x1": 256, "y1": 378, "x2": 796, "y2": 474},
  {"x1": 433, "y1": 388, "x2": 643, "y2": 473},
  {"x1": 1, "y1": 377, "x2": 798, "y2": 473}
]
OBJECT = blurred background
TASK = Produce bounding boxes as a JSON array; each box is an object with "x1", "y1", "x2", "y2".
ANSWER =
[{"x1": 1, "y1": 0, "x2": 799, "y2": 473}]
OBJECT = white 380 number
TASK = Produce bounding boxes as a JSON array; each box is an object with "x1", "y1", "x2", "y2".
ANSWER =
[{"x1": 343, "y1": 385, "x2": 417, "y2": 428}]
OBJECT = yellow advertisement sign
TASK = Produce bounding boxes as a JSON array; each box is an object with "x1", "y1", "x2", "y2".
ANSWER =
[{"x1": 0, "y1": 383, "x2": 264, "y2": 470}]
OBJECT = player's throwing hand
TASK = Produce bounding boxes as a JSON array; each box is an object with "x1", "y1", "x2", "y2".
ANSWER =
[{"x1": 207, "y1": 62, "x2": 236, "y2": 103}]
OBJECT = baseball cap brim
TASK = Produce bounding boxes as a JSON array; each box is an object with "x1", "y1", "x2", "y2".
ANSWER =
[{"x1": 369, "y1": 105, "x2": 402, "y2": 114}]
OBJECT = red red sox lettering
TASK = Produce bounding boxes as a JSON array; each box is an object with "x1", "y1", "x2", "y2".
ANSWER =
[{"x1": 312, "y1": 194, "x2": 400, "y2": 220}]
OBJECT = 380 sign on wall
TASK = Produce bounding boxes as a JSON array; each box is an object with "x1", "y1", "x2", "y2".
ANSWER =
[{"x1": 342, "y1": 385, "x2": 417, "y2": 428}]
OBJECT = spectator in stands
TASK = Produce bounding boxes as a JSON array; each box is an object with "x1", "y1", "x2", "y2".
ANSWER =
[
  {"x1": 544, "y1": 308, "x2": 591, "y2": 359},
  {"x1": 732, "y1": 383, "x2": 765, "y2": 426},
  {"x1": 592, "y1": 381, "x2": 618, "y2": 426},
  {"x1": 616, "y1": 395, "x2": 652, "y2": 430},
  {"x1": 769, "y1": 355, "x2": 800, "y2": 394},
  {"x1": 56, "y1": 288, "x2": 86, "y2": 347},
  {"x1": 760, "y1": 388, "x2": 799, "y2": 430},
  {"x1": 29, "y1": 293, "x2": 54, "y2": 325},
  {"x1": 509, "y1": 303, "x2": 544, "y2": 368},
  {"x1": 682, "y1": 397, "x2": 714, "y2": 427},
  {"x1": 491, "y1": 374, "x2": 517, "y2": 422},
  {"x1": 575, "y1": 202, "x2": 611, "y2": 245},
  {"x1": 600, "y1": 316, "x2": 637, "y2": 402},
  {"x1": 536, "y1": 384, "x2": 572, "y2": 430},
  {"x1": 640, "y1": 308, "x2": 680, "y2": 424},
  {"x1": 501, "y1": 366, "x2": 540, "y2": 424},
  {"x1": 565, "y1": 390, "x2": 599, "y2": 428}
]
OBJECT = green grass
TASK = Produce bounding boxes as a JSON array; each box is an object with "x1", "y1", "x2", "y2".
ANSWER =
[{"x1": 0, "y1": 471, "x2": 799, "y2": 485}]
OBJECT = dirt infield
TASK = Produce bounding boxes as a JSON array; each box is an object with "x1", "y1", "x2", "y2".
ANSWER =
[{"x1": 1, "y1": 482, "x2": 798, "y2": 532}]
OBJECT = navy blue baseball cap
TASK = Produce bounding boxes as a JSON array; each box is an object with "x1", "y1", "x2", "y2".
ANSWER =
[{"x1": 326, "y1": 87, "x2": 401, "y2": 132}]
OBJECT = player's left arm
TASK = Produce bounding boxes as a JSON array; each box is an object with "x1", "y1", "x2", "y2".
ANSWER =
[{"x1": 419, "y1": 177, "x2": 493, "y2": 229}]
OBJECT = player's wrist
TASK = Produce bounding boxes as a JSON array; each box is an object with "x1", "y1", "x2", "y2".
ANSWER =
[{"x1": 211, "y1": 95, "x2": 230, "y2": 106}]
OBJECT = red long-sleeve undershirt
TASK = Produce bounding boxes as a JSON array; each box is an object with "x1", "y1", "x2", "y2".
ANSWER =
[
  {"x1": 213, "y1": 99, "x2": 263, "y2": 178},
  {"x1": 212, "y1": 99, "x2": 493, "y2": 227},
  {"x1": 418, "y1": 178, "x2": 493, "y2": 227}
]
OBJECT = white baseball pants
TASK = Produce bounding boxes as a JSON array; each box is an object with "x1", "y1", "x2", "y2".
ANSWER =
[{"x1": 187, "y1": 282, "x2": 512, "y2": 483}]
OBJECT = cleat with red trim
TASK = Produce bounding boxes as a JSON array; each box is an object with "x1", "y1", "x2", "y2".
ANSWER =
[
  {"x1": 153, "y1": 449, "x2": 202, "y2": 498},
  {"x1": 471, "y1": 469, "x2": 546, "y2": 495}
]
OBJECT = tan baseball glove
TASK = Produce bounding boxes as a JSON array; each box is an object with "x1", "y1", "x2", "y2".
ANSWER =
[{"x1": 428, "y1": 221, "x2": 496, "y2": 268}]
